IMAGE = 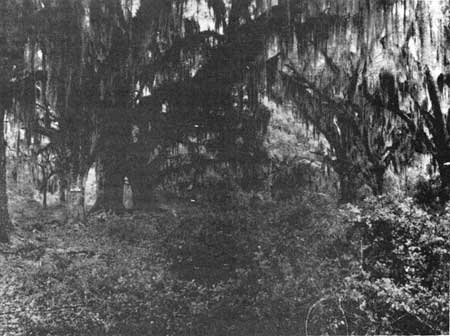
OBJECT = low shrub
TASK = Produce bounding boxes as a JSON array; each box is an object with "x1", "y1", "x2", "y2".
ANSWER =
[{"x1": 337, "y1": 196, "x2": 450, "y2": 335}]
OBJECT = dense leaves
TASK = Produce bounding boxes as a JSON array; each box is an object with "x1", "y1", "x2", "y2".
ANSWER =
[{"x1": 340, "y1": 196, "x2": 450, "y2": 335}]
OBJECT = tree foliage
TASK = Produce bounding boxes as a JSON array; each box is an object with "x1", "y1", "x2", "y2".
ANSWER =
[{"x1": 8, "y1": 0, "x2": 450, "y2": 206}]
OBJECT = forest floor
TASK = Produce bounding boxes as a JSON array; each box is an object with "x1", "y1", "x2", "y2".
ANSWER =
[
  {"x1": 2, "y1": 183, "x2": 447, "y2": 335},
  {"x1": 0, "y1": 187, "x2": 207, "y2": 335}
]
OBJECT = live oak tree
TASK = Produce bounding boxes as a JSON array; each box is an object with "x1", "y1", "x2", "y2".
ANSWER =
[
  {"x1": 134, "y1": 0, "x2": 414, "y2": 201},
  {"x1": 89, "y1": 0, "x2": 450, "y2": 202},
  {"x1": 18, "y1": 0, "x2": 134, "y2": 216},
  {"x1": 194, "y1": 0, "x2": 449, "y2": 200},
  {"x1": 128, "y1": 0, "x2": 271, "y2": 196},
  {"x1": 0, "y1": 0, "x2": 24, "y2": 241}
]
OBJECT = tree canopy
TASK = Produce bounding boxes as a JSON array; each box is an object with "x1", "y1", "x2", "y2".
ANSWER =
[{"x1": 2, "y1": 0, "x2": 450, "y2": 215}]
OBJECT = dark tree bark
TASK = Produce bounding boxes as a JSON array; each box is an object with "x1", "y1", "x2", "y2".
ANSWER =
[
  {"x1": 423, "y1": 69, "x2": 450, "y2": 193},
  {"x1": 0, "y1": 105, "x2": 11, "y2": 242},
  {"x1": 91, "y1": 155, "x2": 125, "y2": 212},
  {"x1": 64, "y1": 111, "x2": 90, "y2": 223},
  {"x1": 373, "y1": 165, "x2": 385, "y2": 196},
  {"x1": 333, "y1": 159, "x2": 363, "y2": 203},
  {"x1": 59, "y1": 176, "x2": 67, "y2": 204},
  {"x1": 90, "y1": 108, "x2": 130, "y2": 212}
]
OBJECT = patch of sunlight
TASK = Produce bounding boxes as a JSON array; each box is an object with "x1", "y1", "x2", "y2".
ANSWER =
[{"x1": 183, "y1": 0, "x2": 219, "y2": 32}]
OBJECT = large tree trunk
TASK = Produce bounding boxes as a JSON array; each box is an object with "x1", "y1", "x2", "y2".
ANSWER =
[
  {"x1": 128, "y1": 143, "x2": 149, "y2": 203},
  {"x1": 59, "y1": 175, "x2": 67, "y2": 204},
  {"x1": 91, "y1": 154, "x2": 125, "y2": 212},
  {"x1": 334, "y1": 159, "x2": 363, "y2": 203},
  {"x1": 90, "y1": 108, "x2": 130, "y2": 212},
  {"x1": 0, "y1": 106, "x2": 11, "y2": 242},
  {"x1": 371, "y1": 165, "x2": 386, "y2": 196}
]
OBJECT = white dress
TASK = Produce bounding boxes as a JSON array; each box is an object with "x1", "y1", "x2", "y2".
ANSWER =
[{"x1": 123, "y1": 182, "x2": 134, "y2": 210}]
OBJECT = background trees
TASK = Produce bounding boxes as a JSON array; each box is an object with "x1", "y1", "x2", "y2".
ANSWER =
[{"x1": 2, "y1": 0, "x2": 450, "y2": 213}]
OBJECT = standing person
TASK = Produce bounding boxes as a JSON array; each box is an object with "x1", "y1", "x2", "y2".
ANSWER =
[{"x1": 123, "y1": 176, "x2": 134, "y2": 212}]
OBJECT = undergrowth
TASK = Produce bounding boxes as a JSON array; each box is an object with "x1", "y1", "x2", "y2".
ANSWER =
[{"x1": 1, "y1": 189, "x2": 448, "y2": 335}]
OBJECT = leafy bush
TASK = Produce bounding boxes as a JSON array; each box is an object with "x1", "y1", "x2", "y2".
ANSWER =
[{"x1": 338, "y1": 196, "x2": 450, "y2": 335}]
